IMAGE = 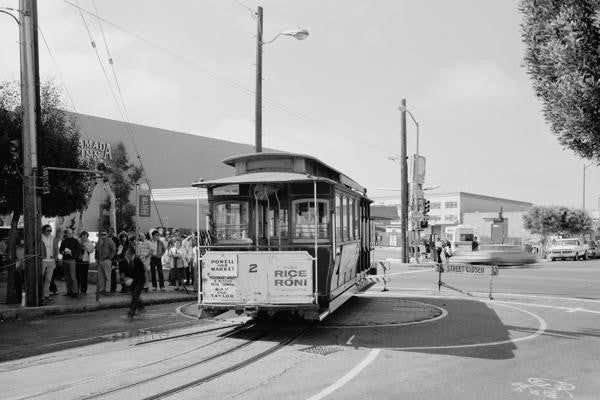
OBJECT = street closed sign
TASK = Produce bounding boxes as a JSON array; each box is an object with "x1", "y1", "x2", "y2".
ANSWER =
[{"x1": 442, "y1": 263, "x2": 499, "y2": 276}]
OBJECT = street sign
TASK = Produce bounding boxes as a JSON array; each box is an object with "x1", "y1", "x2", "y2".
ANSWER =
[{"x1": 138, "y1": 194, "x2": 151, "y2": 217}]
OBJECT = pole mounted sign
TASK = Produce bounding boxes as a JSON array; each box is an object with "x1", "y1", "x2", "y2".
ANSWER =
[{"x1": 138, "y1": 194, "x2": 151, "y2": 217}]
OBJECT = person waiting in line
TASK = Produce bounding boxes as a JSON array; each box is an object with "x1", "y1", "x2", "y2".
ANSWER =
[
  {"x1": 59, "y1": 228, "x2": 82, "y2": 297},
  {"x1": 76, "y1": 231, "x2": 95, "y2": 295},
  {"x1": 168, "y1": 239, "x2": 185, "y2": 291},
  {"x1": 95, "y1": 229, "x2": 116, "y2": 296},
  {"x1": 108, "y1": 227, "x2": 120, "y2": 293},
  {"x1": 136, "y1": 232, "x2": 152, "y2": 292},
  {"x1": 40, "y1": 225, "x2": 59, "y2": 304},
  {"x1": 182, "y1": 234, "x2": 195, "y2": 285},
  {"x1": 150, "y1": 230, "x2": 166, "y2": 291},
  {"x1": 15, "y1": 238, "x2": 25, "y2": 303},
  {"x1": 48, "y1": 227, "x2": 62, "y2": 296},
  {"x1": 116, "y1": 231, "x2": 131, "y2": 293},
  {"x1": 122, "y1": 247, "x2": 146, "y2": 318}
]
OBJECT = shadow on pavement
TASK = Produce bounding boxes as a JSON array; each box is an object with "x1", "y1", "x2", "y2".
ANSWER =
[{"x1": 221, "y1": 297, "x2": 525, "y2": 361}]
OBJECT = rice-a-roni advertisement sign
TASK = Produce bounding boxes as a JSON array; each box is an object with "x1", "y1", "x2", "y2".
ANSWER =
[{"x1": 79, "y1": 139, "x2": 112, "y2": 161}]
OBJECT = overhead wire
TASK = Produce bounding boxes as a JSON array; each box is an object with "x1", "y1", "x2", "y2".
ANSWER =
[
  {"x1": 89, "y1": 0, "x2": 165, "y2": 227},
  {"x1": 38, "y1": 26, "x2": 94, "y2": 143},
  {"x1": 62, "y1": 0, "x2": 399, "y2": 157}
]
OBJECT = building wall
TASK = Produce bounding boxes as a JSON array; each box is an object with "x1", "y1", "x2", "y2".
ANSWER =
[
  {"x1": 462, "y1": 211, "x2": 536, "y2": 243},
  {"x1": 72, "y1": 113, "x2": 264, "y2": 234}
]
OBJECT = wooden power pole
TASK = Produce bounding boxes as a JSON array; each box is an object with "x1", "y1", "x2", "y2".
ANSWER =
[{"x1": 20, "y1": 0, "x2": 43, "y2": 307}]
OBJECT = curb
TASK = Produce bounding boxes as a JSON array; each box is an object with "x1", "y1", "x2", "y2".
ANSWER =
[{"x1": 0, "y1": 293, "x2": 196, "y2": 322}]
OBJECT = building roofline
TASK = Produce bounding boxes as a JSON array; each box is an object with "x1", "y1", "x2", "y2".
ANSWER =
[{"x1": 372, "y1": 191, "x2": 532, "y2": 206}]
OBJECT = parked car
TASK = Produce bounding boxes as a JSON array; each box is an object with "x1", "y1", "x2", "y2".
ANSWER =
[
  {"x1": 548, "y1": 238, "x2": 588, "y2": 261},
  {"x1": 587, "y1": 244, "x2": 600, "y2": 259}
]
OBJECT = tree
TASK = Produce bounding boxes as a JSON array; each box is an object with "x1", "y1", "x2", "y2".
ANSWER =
[
  {"x1": 523, "y1": 205, "x2": 592, "y2": 246},
  {"x1": 520, "y1": 0, "x2": 600, "y2": 160},
  {"x1": 0, "y1": 80, "x2": 88, "y2": 257},
  {"x1": 101, "y1": 141, "x2": 142, "y2": 233}
]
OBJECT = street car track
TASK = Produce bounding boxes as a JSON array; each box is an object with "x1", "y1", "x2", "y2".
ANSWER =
[
  {"x1": 77, "y1": 323, "x2": 310, "y2": 400},
  {"x1": 13, "y1": 322, "x2": 254, "y2": 400},
  {"x1": 141, "y1": 324, "x2": 311, "y2": 400}
]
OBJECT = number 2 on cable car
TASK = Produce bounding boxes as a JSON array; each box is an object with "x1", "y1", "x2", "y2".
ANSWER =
[{"x1": 249, "y1": 264, "x2": 258, "y2": 273}]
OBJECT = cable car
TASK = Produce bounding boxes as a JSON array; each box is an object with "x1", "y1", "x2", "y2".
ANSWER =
[{"x1": 192, "y1": 152, "x2": 374, "y2": 321}]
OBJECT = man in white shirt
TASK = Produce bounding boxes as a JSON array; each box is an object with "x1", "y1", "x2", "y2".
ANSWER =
[{"x1": 41, "y1": 224, "x2": 58, "y2": 303}]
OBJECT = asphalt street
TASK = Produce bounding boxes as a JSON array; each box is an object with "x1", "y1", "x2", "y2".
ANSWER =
[{"x1": 1, "y1": 254, "x2": 599, "y2": 400}]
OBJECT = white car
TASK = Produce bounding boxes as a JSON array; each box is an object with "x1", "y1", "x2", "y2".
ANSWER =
[{"x1": 548, "y1": 238, "x2": 588, "y2": 261}]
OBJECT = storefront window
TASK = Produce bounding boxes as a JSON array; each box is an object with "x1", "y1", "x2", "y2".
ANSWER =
[
  {"x1": 213, "y1": 202, "x2": 250, "y2": 242},
  {"x1": 292, "y1": 200, "x2": 329, "y2": 240}
]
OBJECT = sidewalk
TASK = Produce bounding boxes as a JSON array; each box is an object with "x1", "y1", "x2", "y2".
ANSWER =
[{"x1": 0, "y1": 283, "x2": 196, "y2": 322}]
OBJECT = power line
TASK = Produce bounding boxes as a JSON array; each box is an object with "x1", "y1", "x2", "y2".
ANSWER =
[
  {"x1": 62, "y1": 0, "x2": 399, "y2": 157},
  {"x1": 38, "y1": 26, "x2": 94, "y2": 143},
  {"x1": 90, "y1": 0, "x2": 164, "y2": 227}
]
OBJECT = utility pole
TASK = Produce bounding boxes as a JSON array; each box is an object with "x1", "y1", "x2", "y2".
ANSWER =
[
  {"x1": 255, "y1": 6, "x2": 263, "y2": 153},
  {"x1": 400, "y1": 99, "x2": 409, "y2": 263},
  {"x1": 20, "y1": 0, "x2": 43, "y2": 307}
]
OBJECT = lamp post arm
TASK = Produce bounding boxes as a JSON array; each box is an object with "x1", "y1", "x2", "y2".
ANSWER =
[{"x1": 0, "y1": 9, "x2": 20, "y2": 25}]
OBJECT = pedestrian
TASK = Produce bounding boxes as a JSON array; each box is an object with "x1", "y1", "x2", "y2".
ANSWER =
[
  {"x1": 15, "y1": 238, "x2": 25, "y2": 302},
  {"x1": 59, "y1": 228, "x2": 81, "y2": 297},
  {"x1": 150, "y1": 230, "x2": 166, "y2": 291},
  {"x1": 95, "y1": 229, "x2": 116, "y2": 296},
  {"x1": 40, "y1": 224, "x2": 59, "y2": 303},
  {"x1": 136, "y1": 232, "x2": 152, "y2": 292},
  {"x1": 435, "y1": 237, "x2": 443, "y2": 263},
  {"x1": 182, "y1": 234, "x2": 195, "y2": 285},
  {"x1": 48, "y1": 228, "x2": 62, "y2": 296},
  {"x1": 122, "y1": 246, "x2": 146, "y2": 318},
  {"x1": 472, "y1": 236, "x2": 479, "y2": 251},
  {"x1": 77, "y1": 231, "x2": 95, "y2": 295},
  {"x1": 117, "y1": 231, "x2": 131, "y2": 293},
  {"x1": 108, "y1": 227, "x2": 120, "y2": 293},
  {"x1": 441, "y1": 240, "x2": 453, "y2": 265},
  {"x1": 168, "y1": 239, "x2": 185, "y2": 290}
]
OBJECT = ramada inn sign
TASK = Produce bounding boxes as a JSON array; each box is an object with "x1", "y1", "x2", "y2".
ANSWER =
[{"x1": 79, "y1": 139, "x2": 112, "y2": 161}]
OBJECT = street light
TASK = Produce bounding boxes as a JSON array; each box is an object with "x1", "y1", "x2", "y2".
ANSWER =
[
  {"x1": 398, "y1": 104, "x2": 420, "y2": 160},
  {"x1": 255, "y1": 6, "x2": 309, "y2": 152}
]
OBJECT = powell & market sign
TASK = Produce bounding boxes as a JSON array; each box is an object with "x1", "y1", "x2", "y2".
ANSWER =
[{"x1": 79, "y1": 139, "x2": 112, "y2": 161}]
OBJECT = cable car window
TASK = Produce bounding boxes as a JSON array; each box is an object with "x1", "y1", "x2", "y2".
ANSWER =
[
  {"x1": 355, "y1": 201, "x2": 360, "y2": 241},
  {"x1": 213, "y1": 202, "x2": 250, "y2": 243},
  {"x1": 348, "y1": 197, "x2": 355, "y2": 240},
  {"x1": 335, "y1": 194, "x2": 342, "y2": 242},
  {"x1": 292, "y1": 200, "x2": 329, "y2": 240},
  {"x1": 342, "y1": 196, "x2": 349, "y2": 241},
  {"x1": 269, "y1": 207, "x2": 288, "y2": 239}
]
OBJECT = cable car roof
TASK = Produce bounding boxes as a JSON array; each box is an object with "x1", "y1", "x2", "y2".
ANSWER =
[{"x1": 191, "y1": 171, "x2": 335, "y2": 187}]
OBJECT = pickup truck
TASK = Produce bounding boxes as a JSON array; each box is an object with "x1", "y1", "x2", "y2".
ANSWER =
[{"x1": 548, "y1": 238, "x2": 589, "y2": 261}]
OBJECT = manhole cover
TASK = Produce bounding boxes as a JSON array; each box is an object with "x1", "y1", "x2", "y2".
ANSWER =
[{"x1": 300, "y1": 345, "x2": 343, "y2": 356}]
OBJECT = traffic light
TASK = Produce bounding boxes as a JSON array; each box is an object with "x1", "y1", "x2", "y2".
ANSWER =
[
  {"x1": 420, "y1": 220, "x2": 429, "y2": 229},
  {"x1": 8, "y1": 139, "x2": 20, "y2": 162},
  {"x1": 424, "y1": 199, "x2": 430, "y2": 214},
  {"x1": 41, "y1": 166, "x2": 50, "y2": 195}
]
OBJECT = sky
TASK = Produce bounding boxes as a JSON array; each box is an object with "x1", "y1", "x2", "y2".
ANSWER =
[{"x1": 1, "y1": 0, "x2": 598, "y2": 210}]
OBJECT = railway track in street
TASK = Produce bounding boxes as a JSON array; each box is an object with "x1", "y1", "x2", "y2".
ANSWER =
[{"x1": 11, "y1": 321, "x2": 311, "y2": 400}]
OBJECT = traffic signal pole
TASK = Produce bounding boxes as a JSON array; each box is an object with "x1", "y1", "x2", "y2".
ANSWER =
[{"x1": 20, "y1": 0, "x2": 43, "y2": 307}]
